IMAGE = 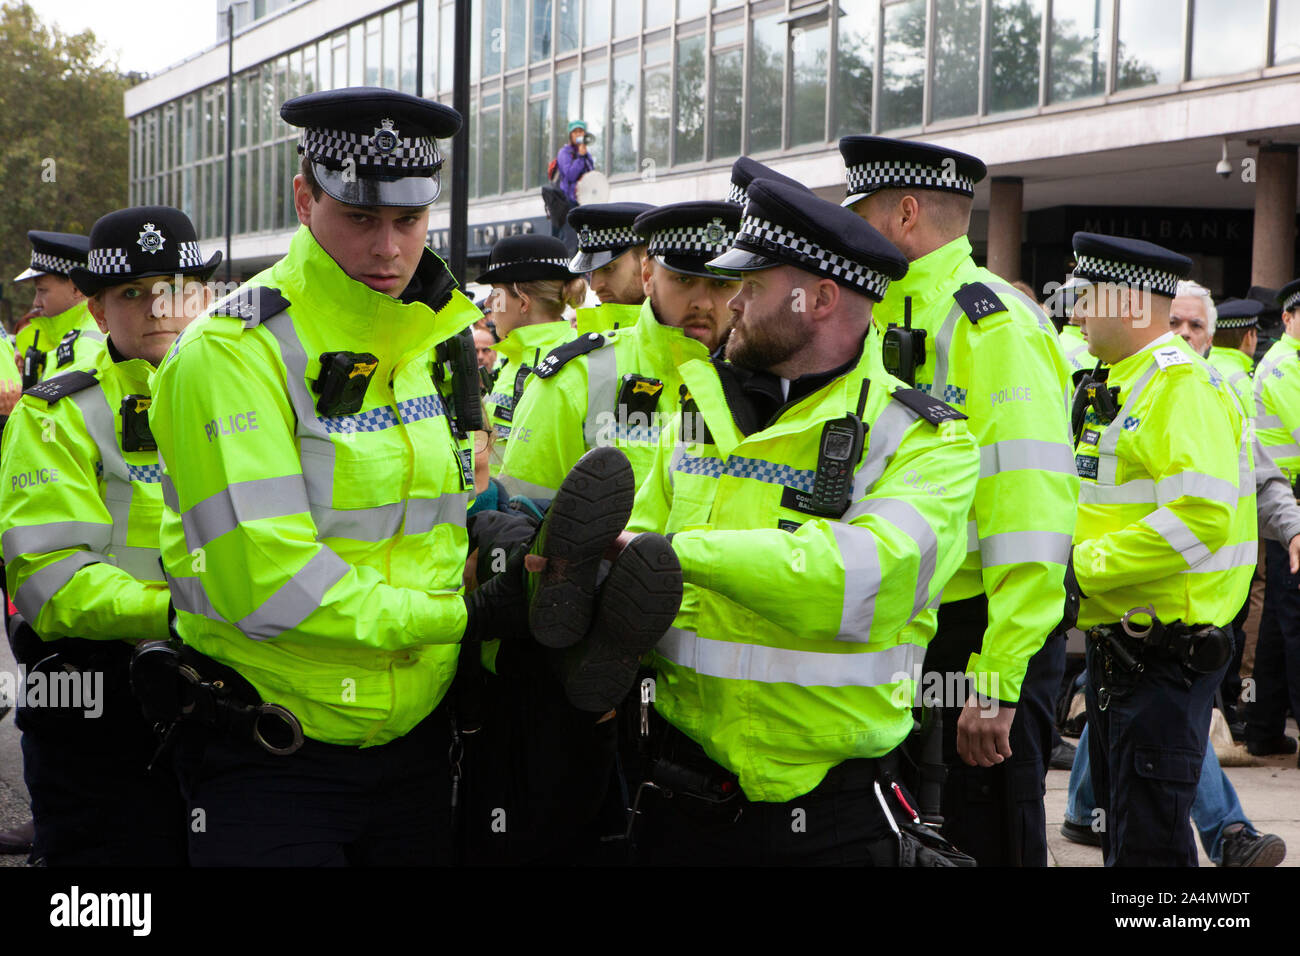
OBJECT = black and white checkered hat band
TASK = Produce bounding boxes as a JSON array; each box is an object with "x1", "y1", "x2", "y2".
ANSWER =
[
  {"x1": 300, "y1": 126, "x2": 441, "y2": 169},
  {"x1": 1073, "y1": 253, "x2": 1180, "y2": 297},
  {"x1": 87, "y1": 248, "x2": 131, "y2": 275},
  {"x1": 1284, "y1": 291, "x2": 1300, "y2": 312},
  {"x1": 30, "y1": 251, "x2": 81, "y2": 276},
  {"x1": 737, "y1": 215, "x2": 891, "y2": 299},
  {"x1": 648, "y1": 224, "x2": 736, "y2": 259},
  {"x1": 1217, "y1": 315, "x2": 1258, "y2": 329},
  {"x1": 846, "y1": 161, "x2": 975, "y2": 197},
  {"x1": 577, "y1": 225, "x2": 640, "y2": 253},
  {"x1": 725, "y1": 181, "x2": 748, "y2": 205},
  {"x1": 503, "y1": 257, "x2": 570, "y2": 270},
  {"x1": 177, "y1": 241, "x2": 204, "y2": 269}
]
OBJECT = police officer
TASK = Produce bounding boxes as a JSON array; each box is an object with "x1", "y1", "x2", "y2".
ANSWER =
[
  {"x1": 623, "y1": 179, "x2": 979, "y2": 865},
  {"x1": 1069, "y1": 232, "x2": 1255, "y2": 866},
  {"x1": 499, "y1": 200, "x2": 742, "y2": 498},
  {"x1": 567, "y1": 201, "x2": 652, "y2": 333},
  {"x1": 1207, "y1": 297, "x2": 1262, "y2": 413},
  {"x1": 11, "y1": 231, "x2": 105, "y2": 389},
  {"x1": 0, "y1": 205, "x2": 220, "y2": 864},
  {"x1": 480, "y1": 234, "x2": 583, "y2": 474},
  {"x1": 839, "y1": 135, "x2": 1078, "y2": 865},
  {"x1": 724, "y1": 155, "x2": 809, "y2": 208},
  {"x1": 1244, "y1": 278, "x2": 1300, "y2": 758}
]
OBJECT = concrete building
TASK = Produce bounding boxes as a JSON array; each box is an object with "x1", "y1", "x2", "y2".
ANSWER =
[{"x1": 125, "y1": 0, "x2": 1300, "y2": 297}]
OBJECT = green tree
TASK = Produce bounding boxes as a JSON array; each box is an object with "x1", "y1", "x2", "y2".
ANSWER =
[{"x1": 0, "y1": 1, "x2": 133, "y2": 316}]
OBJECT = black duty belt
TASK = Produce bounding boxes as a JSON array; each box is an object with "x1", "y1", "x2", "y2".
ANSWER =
[{"x1": 1086, "y1": 607, "x2": 1232, "y2": 709}]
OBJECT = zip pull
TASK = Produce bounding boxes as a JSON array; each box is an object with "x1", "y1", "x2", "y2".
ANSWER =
[{"x1": 639, "y1": 677, "x2": 655, "y2": 738}]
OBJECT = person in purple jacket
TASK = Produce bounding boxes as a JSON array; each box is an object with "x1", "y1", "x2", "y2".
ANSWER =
[{"x1": 555, "y1": 120, "x2": 595, "y2": 205}]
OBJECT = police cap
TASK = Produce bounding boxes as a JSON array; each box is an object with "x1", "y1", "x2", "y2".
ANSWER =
[
  {"x1": 566, "y1": 202, "x2": 654, "y2": 273},
  {"x1": 1214, "y1": 298, "x2": 1263, "y2": 330},
  {"x1": 632, "y1": 201, "x2": 742, "y2": 280},
  {"x1": 838, "y1": 135, "x2": 987, "y2": 206},
  {"x1": 725, "y1": 156, "x2": 810, "y2": 206},
  {"x1": 1277, "y1": 279, "x2": 1300, "y2": 314},
  {"x1": 14, "y1": 231, "x2": 89, "y2": 284},
  {"x1": 281, "y1": 87, "x2": 462, "y2": 208},
  {"x1": 1071, "y1": 232, "x2": 1192, "y2": 299},
  {"x1": 708, "y1": 178, "x2": 908, "y2": 301}
]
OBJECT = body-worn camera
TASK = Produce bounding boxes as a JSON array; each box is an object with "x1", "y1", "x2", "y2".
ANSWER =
[{"x1": 121, "y1": 395, "x2": 156, "y2": 452}]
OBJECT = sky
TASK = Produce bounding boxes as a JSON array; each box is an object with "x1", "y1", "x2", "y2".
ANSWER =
[{"x1": 40, "y1": 0, "x2": 219, "y2": 75}]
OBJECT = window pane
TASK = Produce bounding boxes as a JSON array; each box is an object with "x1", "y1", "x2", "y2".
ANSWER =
[
  {"x1": 880, "y1": 0, "x2": 925, "y2": 130},
  {"x1": 480, "y1": 100, "x2": 501, "y2": 196},
  {"x1": 262, "y1": 145, "x2": 274, "y2": 231},
  {"x1": 1117, "y1": 0, "x2": 1184, "y2": 89},
  {"x1": 989, "y1": 0, "x2": 1043, "y2": 113},
  {"x1": 1050, "y1": 0, "x2": 1111, "y2": 100},
  {"x1": 349, "y1": 25, "x2": 364, "y2": 85},
  {"x1": 932, "y1": 0, "x2": 981, "y2": 121},
  {"x1": 642, "y1": 47, "x2": 671, "y2": 170},
  {"x1": 614, "y1": 0, "x2": 638, "y2": 36},
  {"x1": 586, "y1": 0, "x2": 610, "y2": 47},
  {"x1": 440, "y1": 4, "x2": 454, "y2": 89},
  {"x1": 1277, "y1": 0, "x2": 1300, "y2": 64},
  {"x1": 749, "y1": 15, "x2": 784, "y2": 151},
  {"x1": 835, "y1": 2, "x2": 875, "y2": 136},
  {"x1": 303, "y1": 44, "x2": 317, "y2": 94},
  {"x1": 482, "y1": 0, "x2": 501, "y2": 76},
  {"x1": 365, "y1": 22, "x2": 380, "y2": 88},
  {"x1": 558, "y1": 0, "x2": 580, "y2": 52},
  {"x1": 611, "y1": 51, "x2": 639, "y2": 173},
  {"x1": 675, "y1": 34, "x2": 705, "y2": 163},
  {"x1": 401, "y1": 11, "x2": 417, "y2": 92},
  {"x1": 791, "y1": 22, "x2": 828, "y2": 145},
  {"x1": 645, "y1": 0, "x2": 670, "y2": 31},
  {"x1": 678, "y1": 0, "x2": 706, "y2": 20},
  {"x1": 582, "y1": 80, "x2": 607, "y2": 168},
  {"x1": 533, "y1": 0, "x2": 553, "y2": 61},
  {"x1": 710, "y1": 46, "x2": 743, "y2": 159},
  {"x1": 1190, "y1": 0, "x2": 1266, "y2": 77},
  {"x1": 384, "y1": 10, "x2": 400, "y2": 88},
  {"x1": 505, "y1": 86, "x2": 525, "y2": 191},
  {"x1": 527, "y1": 95, "x2": 552, "y2": 187},
  {"x1": 557, "y1": 68, "x2": 579, "y2": 137},
  {"x1": 507, "y1": 0, "x2": 527, "y2": 70}
]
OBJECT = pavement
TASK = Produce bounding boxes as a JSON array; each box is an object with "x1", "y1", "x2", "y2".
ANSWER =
[{"x1": 0, "y1": 629, "x2": 1295, "y2": 868}]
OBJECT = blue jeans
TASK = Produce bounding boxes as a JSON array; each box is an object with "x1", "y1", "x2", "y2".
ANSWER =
[{"x1": 1066, "y1": 721, "x2": 1250, "y2": 864}]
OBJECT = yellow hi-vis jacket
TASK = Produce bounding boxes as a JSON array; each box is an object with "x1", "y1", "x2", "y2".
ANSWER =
[
  {"x1": 149, "y1": 226, "x2": 481, "y2": 746},
  {"x1": 1060, "y1": 323, "x2": 1091, "y2": 373},
  {"x1": 498, "y1": 298, "x2": 709, "y2": 498},
  {"x1": 15, "y1": 301, "x2": 106, "y2": 383},
  {"x1": 626, "y1": 344, "x2": 979, "y2": 802},
  {"x1": 575, "y1": 301, "x2": 641, "y2": 335},
  {"x1": 1073, "y1": 333, "x2": 1256, "y2": 628},
  {"x1": 0, "y1": 344, "x2": 169, "y2": 641},
  {"x1": 1251, "y1": 333, "x2": 1300, "y2": 482},
  {"x1": 874, "y1": 236, "x2": 1078, "y2": 702},
  {"x1": 484, "y1": 319, "x2": 575, "y2": 476}
]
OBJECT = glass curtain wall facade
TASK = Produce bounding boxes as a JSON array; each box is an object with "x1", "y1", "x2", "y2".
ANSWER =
[{"x1": 132, "y1": 0, "x2": 1300, "y2": 243}]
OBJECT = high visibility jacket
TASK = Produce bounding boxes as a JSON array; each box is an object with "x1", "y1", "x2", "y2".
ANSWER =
[
  {"x1": 0, "y1": 327, "x2": 19, "y2": 392},
  {"x1": 1073, "y1": 333, "x2": 1256, "y2": 628},
  {"x1": 0, "y1": 344, "x2": 169, "y2": 641},
  {"x1": 874, "y1": 236, "x2": 1078, "y2": 702},
  {"x1": 149, "y1": 226, "x2": 481, "y2": 747},
  {"x1": 575, "y1": 301, "x2": 641, "y2": 335},
  {"x1": 14, "y1": 301, "x2": 105, "y2": 383},
  {"x1": 1251, "y1": 334, "x2": 1300, "y2": 481},
  {"x1": 1206, "y1": 346, "x2": 1254, "y2": 419},
  {"x1": 499, "y1": 298, "x2": 709, "y2": 498},
  {"x1": 1060, "y1": 323, "x2": 1091, "y2": 373},
  {"x1": 484, "y1": 319, "x2": 575, "y2": 475},
  {"x1": 627, "y1": 344, "x2": 979, "y2": 802}
]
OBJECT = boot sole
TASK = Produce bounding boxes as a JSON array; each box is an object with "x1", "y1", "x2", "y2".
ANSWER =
[
  {"x1": 529, "y1": 446, "x2": 635, "y2": 648},
  {"x1": 1226, "y1": 834, "x2": 1286, "y2": 867},
  {"x1": 563, "y1": 534, "x2": 683, "y2": 712}
]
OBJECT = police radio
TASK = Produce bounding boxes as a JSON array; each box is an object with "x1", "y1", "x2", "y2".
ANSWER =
[
  {"x1": 882, "y1": 296, "x2": 925, "y2": 386},
  {"x1": 120, "y1": 394, "x2": 156, "y2": 452},
  {"x1": 21, "y1": 333, "x2": 43, "y2": 390},
  {"x1": 1070, "y1": 362, "x2": 1120, "y2": 442},
  {"x1": 810, "y1": 415, "x2": 865, "y2": 517},
  {"x1": 314, "y1": 351, "x2": 379, "y2": 416}
]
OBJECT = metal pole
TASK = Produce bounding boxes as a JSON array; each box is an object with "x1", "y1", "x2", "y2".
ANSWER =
[
  {"x1": 416, "y1": 0, "x2": 425, "y2": 98},
  {"x1": 450, "y1": 0, "x2": 471, "y2": 286},
  {"x1": 225, "y1": 4, "x2": 234, "y2": 283}
]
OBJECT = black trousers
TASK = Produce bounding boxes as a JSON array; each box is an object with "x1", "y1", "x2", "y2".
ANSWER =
[
  {"x1": 173, "y1": 708, "x2": 454, "y2": 866},
  {"x1": 1084, "y1": 639, "x2": 1223, "y2": 866},
  {"x1": 1220, "y1": 596, "x2": 1250, "y2": 710},
  {"x1": 13, "y1": 634, "x2": 187, "y2": 866},
  {"x1": 922, "y1": 595, "x2": 1064, "y2": 866},
  {"x1": 1245, "y1": 539, "x2": 1300, "y2": 743}
]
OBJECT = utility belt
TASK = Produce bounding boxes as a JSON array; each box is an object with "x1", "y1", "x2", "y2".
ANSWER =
[
  {"x1": 9, "y1": 620, "x2": 133, "y2": 675},
  {"x1": 1086, "y1": 607, "x2": 1232, "y2": 709},
  {"x1": 129, "y1": 640, "x2": 304, "y2": 760}
]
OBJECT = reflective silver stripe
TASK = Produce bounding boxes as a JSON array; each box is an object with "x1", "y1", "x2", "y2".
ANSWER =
[
  {"x1": 236, "y1": 548, "x2": 350, "y2": 641},
  {"x1": 583, "y1": 345, "x2": 619, "y2": 449},
  {"x1": 1095, "y1": 361, "x2": 1158, "y2": 485},
  {"x1": 497, "y1": 475, "x2": 559, "y2": 499},
  {"x1": 1256, "y1": 414, "x2": 1284, "y2": 429},
  {"x1": 979, "y1": 530, "x2": 1072, "y2": 567},
  {"x1": 313, "y1": 501, "x2": 405, "y2": 541},
  {"x1": 656, "y1": 626, "x2": 918, "y2": 688},
  {"x1": 988, "y1": 281, "x2": 1055, "y2": 336},
  {"x1": 1184, "y1": 541, "x2": 1257, "y2": 574},
  {"x1": 182, "y1": 475, "x2": 311, "y2": 550},
  {"x1": 13, "y1": 552, "x2": 105, "y2": 623},
  {"x1": 1262, "y1": 441, "x2": 1300, "y2": 460},
  {"x1": 926, "y1": 301, "x2": 966, "y2": 401},
  {"x1": 1155, "y1": 471, "x2": 1239, "y2": 507},
  {"x1": 846, "y1": 400, "x2": 916, "y2": 508},
  {"x1": 405, "y1": 493, "x2": 468, "y2": 535},
  {"x1": 1079, "y1": 479, "x2": 1155, "y2": 505},
  {"x1": 831, "y1": 521, "x2": 880, "y2": 642},
  {"x1": 667, "y1": 436, "x2": 690, "y2": 489},
  {"x1": 167, "y1": 573, "x2": 224, "y2": 623},
  {"x1": 264, "y1": 314, "x2": 336, "y2": 502},
  {"x1": 1143, "y1": 506, "x2": 1212, "y2": 567},
  {"x1": 113, "y1": 545, "x2": 162, "y2": 581},
  {"x1": 966, "y1": 519, "x2": 978, "y2": 553},
  {"x1": 851, "y1": 497, "x2": 937, "y2": 618},
  {"x1": 161, "y1": 473, "x2": 180, "y2": 511},
  {"x1": 979, "y1": 439, "x2": 1076, "y2": 478},
  {"x1": 2, "y1": 521, "x2": 112, "y2": 560},
  {"x1": 69, "y1": 384, "x2": 134, "y2": 556}
]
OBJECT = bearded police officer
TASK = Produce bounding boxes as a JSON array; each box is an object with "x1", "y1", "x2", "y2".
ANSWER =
[
  {"x1": 1069, "y1": 232, "x2": 1255, "y2": 866},
  {"x1": 0, "y1": 205, "x2": 219, "y2": 864},
  {"x1": 11, "y1": 232, "x2": 105, "y2": 389},
  {"x1": 567, "y1": 202, "x2": 652, "y2": 332},
  {"x1": 621, "y1": 179, "x2": 979, "y2": 865},
  {"x1": 839, "y1": 136, "x2": 1078, "y2": 865}
]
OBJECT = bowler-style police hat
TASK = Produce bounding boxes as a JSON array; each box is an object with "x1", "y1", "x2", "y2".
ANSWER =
[
  {"x1": 69, "y1": 206, "x2": 221, "y2": 296},
  {"x1": 13, "y1": 231, "x2": 89, "y2": 284},
  {"x1": 567, "y1": 202, "x2": 653, "y2": 273},
  {"x1": 281, "y1": 87, "x2": 462, "y2": 208},
  {"x1": 477, "y1": 234, "x2": 578, "y2": 285}
]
